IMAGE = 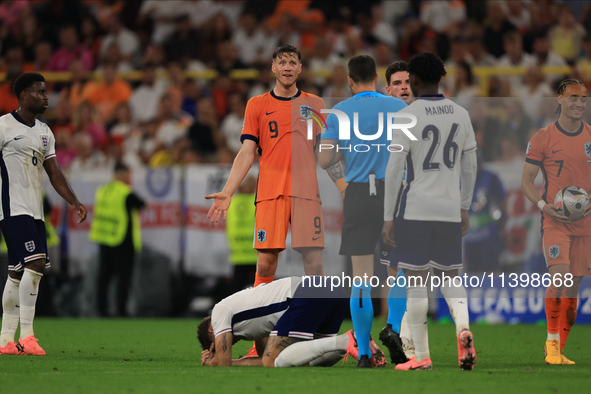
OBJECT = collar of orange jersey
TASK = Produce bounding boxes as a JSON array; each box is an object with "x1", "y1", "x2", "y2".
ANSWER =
[
  {"x1": 555, "y1": 120, "x2": 584, "y2": 137},
  {"x1": 270, "y1": 89, "x2": 301, "y2": 101}
]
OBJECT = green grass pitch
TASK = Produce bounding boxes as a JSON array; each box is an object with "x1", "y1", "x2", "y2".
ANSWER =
[{"x1": 1, "y1": 318, "x2": 589, "y2": 394}]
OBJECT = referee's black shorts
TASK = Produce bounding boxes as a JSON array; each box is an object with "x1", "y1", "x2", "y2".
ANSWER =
[{"x1": 339, "y1": 181, "x2": 384, "y2": 256}]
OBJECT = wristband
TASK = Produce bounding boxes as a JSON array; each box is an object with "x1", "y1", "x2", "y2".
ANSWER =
[
  {"x1": 537, "y1": 200, "x2": 547, "y2": 211},
  {"x1": 335, "y1": 177, "x2": 349, "y2": 194}
]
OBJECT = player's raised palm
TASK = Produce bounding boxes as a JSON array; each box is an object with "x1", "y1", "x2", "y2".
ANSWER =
[{"x1": 205, "y1": 192, "x2": 231, "y2": 223}]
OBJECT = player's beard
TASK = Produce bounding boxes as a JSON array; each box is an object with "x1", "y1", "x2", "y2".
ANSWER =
[{"x1": 278, "y1": 76, "x2": 297, "y2": 90}]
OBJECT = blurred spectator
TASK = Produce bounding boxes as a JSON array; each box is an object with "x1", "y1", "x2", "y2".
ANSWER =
[
  {"x1": 0, "y1": 46, "x2": 33, "y2": 73},
  {"x1": 471, "y1": 100, "x2": 503, "y2": 162},
  {"x1": 532, "y1": 31, "x2": 567, "y2": 85},
  {"x1": 451, "y1": 61, "x2": 480, "y2": 98},
  {"x1": 366, "y1": 4, "x2": 398, "y2": 48},
  {"x1": 0, "y1": 0, "x2": 29, "y2": 37},
  {"x1": 420, "y1": 0, "x2": 466, "y2": 35},
  {"x1": 561, "y1": 0, "x2": 591, "y2": 33},
  {"x1": 182, "y1": 0, "x2": 228, "y2": 27},
  {"x1": 80, "y1": 15, "x2": 102, "y2": 65},
  {"x1": 99, "y1": 15, "x2": 140, "y2": 65},
  {"x1": 165, "y1": 15, "x2": 200, "y2": 63},
  {"x1": 298, "y1": 9, "x2": 326, "y2": 57},
  {"x1": 211, "y1": 72, "x2": 233, "y2": 120},
  {"x1": 72, "y1": 101, "x2": 108, "y2": 149},
  {"x1": 0, "y1": 67, "x2": 20, "y2": 115},
  {"x1": 533, "y1": 95, "x2": 560, "y2": 129},
  {"x1": 199, "y1": 13, "x2": 232, "y2": 64},
  {"x1": 138, "y1": 0, "x2": 186, "y2": 44},
  {"x1": 496, "y1": 31, "x2": 536, "y2": 94},
  {"x1": 463, "y1": 153, "x2": 507, "y2": 274},
  {"x1": 343, "y1": 29, "x2": 370, "y2": 59},
  {"x1": 549, "y1": 5, "x2": 586, "y2": 64},
  {"x1": 220, "y1": 92, "x2": 246, "y2": 155},
  {"x1": 465, "y1": 26, "x2": 497, "y2": 67},
  {"x1": 60, "y1": 58, "x2": 96, "y2": 115},
  {"x1": 149, "y1": 136, "x2": 191, "y2": 167},
  {"x1": 267, "y1": 0, "x2": 309, "y2": 29},
  {"x1": 130, "y1": 63, "x2": 167, "y2": 123},
  {"x1": 155, "y1": 94, "x2": 193, "y2": 148},
  {"x1": 529, "y1": 0, "x2": 558, "y2": 31},
  {"x1": 497, "y1": 133, "x2": 524, "y2": 164},
  {"x1": 54, "y1": 127, "x2": 77, "y2": 170},
  {"x1": 52, "y1": 99, "x2": 74, "y2": 136},
  {"x1": 16, "y1": 12, "x2": 42, "y2": 62},
  {"x1": 323, "y1": 64, "x2": 351, "y2": 100},
  {"x1": 517, "y1": 65, "x2": 553, "y2": 121},
  {"x1": 373, "y1": 41, "x2": 393, "y2": 68},
  {"x1": 33, "y1": 42, "x2": 52, "y2": 72},
  {"x1": 97, "y1": 43, "x2": 133, "y2": 72},
  {"x1": 276, "y1": 14, "x2": 301, "y2": 49},
  {"x1": 398, "y1": 17, "x2": 437, "y2": 61},
  {"x1": 308, "y1": 36, "x2": 342, "y2": 85},
  {"x1": 483, "y1": 1, "x2": 516, "y2": 58},
  {"x1": 141, "y1": 43, "x2": 168, "y2": 71},
  {"x1": 501, "y1": 0, "x2": 531, "y2": 34},
  {"x1": 248, "y1": 64, "x2": 274, "y2": 99},
  {"x1": 48, "y1": 25, "x2": 93, "y2": 71},
  {"x1": 84, "y1": 63, "x2": 132, "y2": 122},
  {"x1": 109, "y1": 102, "x2": 137, "y2": 140},
  {"x1": 135, "y1": 119, "x2": 161, "y2": 164},
  {"x1": 165, "y1": 61, "x2": 186, "y2": 114},
  {"x1": 504, "y1": 99, "x2": 532, "y2": 151},
  {"x1": 69, "y1": 133, "x2": 109, "y2": 171},
  {"x1": 579, "y1": 34, "x2": 591, "y2": 68},
  {"x1": 181, "y1": 79, "x2": 202, "y2": 117},
  {"x1": 188, "y1": 97, "x2": 219, "y2": 158},
  {"x1": 214, "y1": 41, "x2": 246, "y2": 74},
  {"x1": 232, "y1": 11, "x2": 276, "y2": 66},
  {"x1": 87, "y1": 0, "x2": 123, "y2": 30}
]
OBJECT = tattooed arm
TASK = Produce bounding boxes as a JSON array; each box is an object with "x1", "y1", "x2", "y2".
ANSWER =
[
  {"x1": 261, "y1": 336, "x2": 305, "y2": 367},
  {"x1": 325, "y1": 158, "x2": 348, "y2": 198},
  {"x1": 203, "y1": 332, "x2": 234, "y2": 366}
]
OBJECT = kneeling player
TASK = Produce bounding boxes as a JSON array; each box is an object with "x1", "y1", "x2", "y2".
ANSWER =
[{"x1": 197, "y1": 277, "x2": 386, "y2": 367}]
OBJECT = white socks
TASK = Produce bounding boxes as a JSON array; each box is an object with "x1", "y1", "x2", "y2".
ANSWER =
[
  {"x1": 407, "y1": 286, "x2": 429, "y2": 362},
  {"x1": 440, "y1": 282, "x2": 470, "y2": 335},
  {"x1": 1, "y1": 277, "x2": 20, "y2": 347},
  {"x1": 18, "y1": 269, "x2": 43, "y2": 339},
  {"x1": 547, "y1": 332, "x2": 560, "y2": 341},
  {"x1": 400, "y1": 311, "x2": 410, "y2": 343},
  {"x1": 274, "y1": 334, "x2": 348, "y2": 367}
]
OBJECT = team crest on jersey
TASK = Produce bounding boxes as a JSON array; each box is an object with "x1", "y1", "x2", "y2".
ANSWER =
[
  {"x1": 584, "y1": 142, "x2": 591, "y2": 159},
  {"x1": 257, "y1": 229, "x2": 267, "y2": 242},
  {"x1": 548, "y1": 245, "x2": 560, "y2": 259},
  {"x1": 299, "y1": 105, "x2": 313, "y2": 119},
  {"x1": 40, "y1": 135, "x2": 48, "y2": 151},
  {"x1": 25, "y1": 241, "x2": 35, "y2": 252}
]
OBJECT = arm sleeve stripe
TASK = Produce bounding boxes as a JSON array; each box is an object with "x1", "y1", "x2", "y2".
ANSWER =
[
  {"x1": 525, "y1": 157, "x2": 542, "y2": 166},
  {"x1": 240, "y1": 134, "x2": 259, "y2": 145},
  {"x1": 462, "y1": 146, "x2": 477, "y2": 153}
]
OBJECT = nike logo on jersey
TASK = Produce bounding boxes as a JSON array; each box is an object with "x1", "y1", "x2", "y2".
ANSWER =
[
  {"x1": 14, "y1": 136, "x2": 25, "y2": 140},
  {"x1": 312, "y1": 236, "x2": 322, "y2": 241},
  {"x1": 266, "y1": 111, "x2": 276, "y2": 116},
  {"x1": 552, "y1": 149, "x2": 563, "y2": 154}
]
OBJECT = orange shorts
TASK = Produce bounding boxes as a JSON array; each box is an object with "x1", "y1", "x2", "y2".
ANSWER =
[
  {"x1": 254, "y1": 196, "x2": 324, "y2": 250},
  {"x1": 542, "y1": 227, "x2": 591, "y2": 276}
]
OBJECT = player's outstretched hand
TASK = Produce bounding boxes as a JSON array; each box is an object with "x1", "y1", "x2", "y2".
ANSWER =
[
  {"x1": 461, "y1": 209, "x2": 470, "y2": 236},
  {"x1": 205, "y1": 191, "x2": 231, "y2": 223},
  {"x1": 543, "y1": 204, "x2": 570, "y2": 223},
  {"x1": 584, "y1": 194, "x2": 591, "y2": 219},
  {"x1": 381, "y1": 221, "x2": 396, "y2": 248},
  {"x1": 74, "y1": 201, "x2": 87, "y2": 224}
]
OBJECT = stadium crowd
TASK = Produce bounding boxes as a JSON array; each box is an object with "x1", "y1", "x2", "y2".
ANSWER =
[{"x1": 1, "y1": 0, "x2": 591, "y2": 170}]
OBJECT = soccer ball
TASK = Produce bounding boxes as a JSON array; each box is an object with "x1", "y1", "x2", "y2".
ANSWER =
[{"x1": 554, "y1": 186, "x2": 590, "y2": 222}]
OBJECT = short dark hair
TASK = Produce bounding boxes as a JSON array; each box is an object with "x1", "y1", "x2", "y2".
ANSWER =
[
  {"x1": 347, "y1": 55, "x2": 377, "y2": 84},
  {"x1": 13, "y1": 73, "x2": 46, "y2": 99},
  {"x1": 457, "y1": 61, "x2": 473, "y2": 86},
  {"x1": 114, "y1": 162, "x2": 129, "y2": 173},
  {"x1": 197, "y1": 316, "x2": 213, "y2": 351},
  {"x1": 385, "y1": 61, "x2": 408, "y2": 85},
  {"x1": 407, "y1": 53, "x2": 447, "y2": 85},
  {"x1": 273, "y1": 45, "x2": 301, "y2": 62}
]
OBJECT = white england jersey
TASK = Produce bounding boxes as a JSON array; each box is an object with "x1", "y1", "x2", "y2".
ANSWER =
[
  {"x1": 211, "y1": 277, "x2": 302, "y2": 341},
  {"x1": 0, "y1": 112, "x2": 56, "y2": 222},
  {"x1": 391, "y1": 97, "x2": 477, "y2": 222}
]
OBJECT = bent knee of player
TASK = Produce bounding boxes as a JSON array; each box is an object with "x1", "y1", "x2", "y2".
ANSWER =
[
  {"x1": 262, "y1": 353, "x2": 278, "y2": 367},
  {"x1": 25, "y1": 258, "x2": 46, "y2": 274}
]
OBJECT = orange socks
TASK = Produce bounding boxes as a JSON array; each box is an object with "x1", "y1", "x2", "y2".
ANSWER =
[
  {"x1": 545, "y1": 286, "x2": 562, "y2": 336},
  {"x1": 559, "y1": 297, "x2": 577, "y2": 350},
  {"x1": 254, "y1": 274, "x2": 274, "y2": 287}
]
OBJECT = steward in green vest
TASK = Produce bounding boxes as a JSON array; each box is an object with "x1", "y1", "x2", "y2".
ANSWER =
[
  {"x1": 89, "y1": 163, "x2": 145, "y2": 317},
  {"x1": 225, "y1": 176, "x2": 257, "y2": 294}
]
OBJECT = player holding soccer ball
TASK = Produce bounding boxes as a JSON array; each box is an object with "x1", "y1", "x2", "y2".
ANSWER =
[{"x1": 521, "y1": 79, "x2": 591, "y2": 365}]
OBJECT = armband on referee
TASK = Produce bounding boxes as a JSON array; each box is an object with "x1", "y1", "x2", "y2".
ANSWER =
[
  {"x1": 537, "y1": 200, "x2": 547, "y2": 211},
  {"x1": 335, "y1": 178, "x2": 348, "y2": 194}
]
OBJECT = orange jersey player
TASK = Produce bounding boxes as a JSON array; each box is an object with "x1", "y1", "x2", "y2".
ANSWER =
[
  {"x1": 521, "y1": 79, "x2": 591, "y2": 365},
  {"x1": 205, "y1": 45, "x2": 327, "y2": 288}
]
